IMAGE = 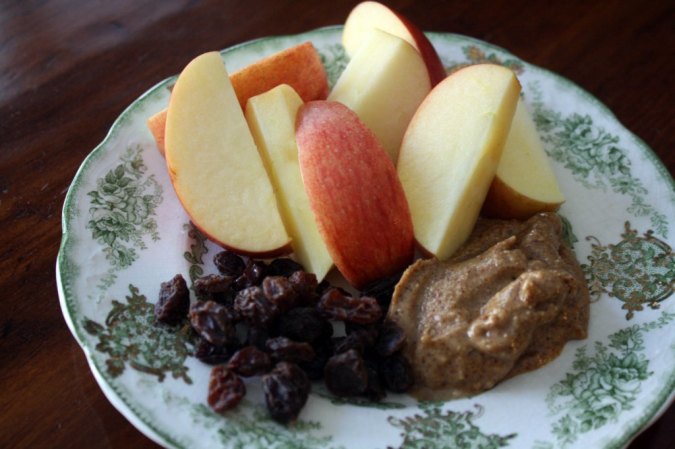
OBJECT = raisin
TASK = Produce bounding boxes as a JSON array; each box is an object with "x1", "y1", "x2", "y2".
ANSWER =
[
  {"x1": 374, "y1": 320, "x2": 406, "y2": 357},
  {"x1": 193, "y1": 273, "x2": 235, "y2": 306},
  {"x1": 234, "y1": 286, "x2": 279, "y2": 328},
  {"x1": 265, "y1": 336, "x2": 315, "y2": 364},
  {"x1": 317, "y1": 288, "x2": 382, "y2": 324},
  {"x1": 267, "y1": 258, "x2": 305, "y2": 277},
  {"x1": 360, "y1": 273, "x2": 402, "y2": 310},
  {"x1": 246, "y1": 325, "x2": 270, "y2": 351},
  {"x1": 276, "y1": 307, "x2": 332, "y2": 344},
  {"x1": 227, "y1": 346, "x2": 273, "y2": 377},
  {"x1": 363, "y1": 358, "x2": 386, "y2": 402},
  {"x1": 155, "y1": 274, "x2": 190, "y2": 325},
  {"x1": 208, "y1": 366, "x2": 246, "y2": 413},
  {"x1": 299, "y1": 338, "x2": 334, "y2": 381},
  {"x1": 262, "y1": 362, "x2": 310, "y2": 423},
  {"x1": 262, "y1": 276, "x2": 298, "y2": 313},
  {"x1": 214, "y1": 250, "x2": 246, "y2": 277},
  {"x1": 379, "y1": 353, "x2": 414, "y2": 393},
  {"x1": 189, "y1": 300, "x2": 235, "y2": 346},
  {"x1": 193, "y1": 338, "x2": 233, "y2": 365},
  {"x1": 288, "y1": 271, "x2": 319, "y2": 305},
  {"x1": 234, "y1": 260, "x2": 267, "y2": 290},
  {"x1": 334, "y1": 326, "x2": 377, "y2": 354},
  {"x1": 324, "y1": 349, "x2": 368, "y2": 397}
]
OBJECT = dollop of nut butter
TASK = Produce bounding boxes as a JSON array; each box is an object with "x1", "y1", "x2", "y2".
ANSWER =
[{"x1": 388, "y1": 213, "x2": 589, "y2": 399}]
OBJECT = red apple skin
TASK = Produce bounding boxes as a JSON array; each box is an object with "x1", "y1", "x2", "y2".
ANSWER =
[
  {"x1": 390, "y1": 10, "x2": 446, "y2": 86},
  {"x1": 343, "y1": 1, "x2": 446, "y2": 86},
  {"x1": 296, "y1": 101, "x2": 414, "y2": 289}
]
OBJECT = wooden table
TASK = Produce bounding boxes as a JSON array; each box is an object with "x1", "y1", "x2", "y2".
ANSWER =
[{"x1": 1, "y1": 0, "x2": 673, "y2": 447}]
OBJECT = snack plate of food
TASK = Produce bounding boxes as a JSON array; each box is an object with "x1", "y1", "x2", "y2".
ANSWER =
[{"x1": 57, "y1": 23, "x2": 674, "y2": 449}]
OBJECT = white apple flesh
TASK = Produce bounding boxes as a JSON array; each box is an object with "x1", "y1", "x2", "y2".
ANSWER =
[
  {"x1": 245, "y1": 84, "x2": 334, "y2": 280},
  {"x1": 397, "y1": 64, "x2": 521, "y2": 260},
  {"x1": 328, "y1": 28, "x2": 431, "y2": 164},
  {"x1": 482, "y1": 98, "x2": 565, "y2": 219},
  {"x1": 165, "y1": 51, "x2": 290, "y2": 256}
]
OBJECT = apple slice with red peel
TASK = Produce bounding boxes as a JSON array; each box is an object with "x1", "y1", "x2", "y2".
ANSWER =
[
  {"x1": 245, "y1": 85, "x2": 334, "y2": 281},
  {"x1": 296, "y1": 100, "x2": 414, "y2": 289},
  {"x1": 165, "y1": 51, "x2": 290, "y2": 257},
  {"x1": 342, "y1": 1, "x2": 446, "y2": 86},
  {"x1": 397, "y1": 64, "x2": 521, "y2": 261},
  {"x1": 149, "y1": 42, "x2": 328, "y2": 154},
  {"x1": 482, "y1": 98, "x2": 565, "y2": 219},
  {"x1": 328, "y1": 28, "x2": 431, "y2": 164}
]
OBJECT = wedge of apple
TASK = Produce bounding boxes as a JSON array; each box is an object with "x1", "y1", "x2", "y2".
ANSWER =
[
  {"x1": 482, "y1": 98, "x2": 565, "y2": 219},
  {"x1": 149, "y1": 42, "x2": 328, "y2": 154},
  {"x1": 147, "y1": 108, "x2": 168, "y2": 155},
  {"x1": 328, "y1": 28, "x2": 431, "y2": 164},
  {"x1": 296, "y1": 100, "x2": 414, "y2": 289},
  {"x1": 245, "y1": 85, "x2": 334, "y2": 280},
  {"x1": 342, "y1": 1, "x2": 446, "y2": 86},
  {"x1": 397, "y1": 64, "x2": 521, "y2": 260},
  {"x1": 165, "y1": 51, "x2": 290, "y2": 256}
]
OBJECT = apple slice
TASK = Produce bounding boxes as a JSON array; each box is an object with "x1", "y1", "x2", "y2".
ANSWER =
[
  {"x1": 231, "y1": 41, "x2": 329, "y2": 110},
  {"x1": 397, "y1": 64, "x2": 521, "y2": 260},
  {"x1": 328, "y1": 28, "x2": 431, "y2": 164},
  {"x1": 482, "y1": 98, "x2": 565, "y2": 219},
  {"x1": 342, "y1": 1, "x2": 446, "y2": 86},
  {"x1": 148, "y1": 42, "x2": 328, "y2": 154},
  {"x1": 296, "y1": 100, "x2": 414, "y2": 289},
  {"x1": 147, "y1": 108, "x2": 168, "y2": 155},
  {"x1": 165, "y1": 51, "x2": 290, "y2": 256},
  {"x1": 245, "y1": 85, "x2": 334, "y2": 281}
]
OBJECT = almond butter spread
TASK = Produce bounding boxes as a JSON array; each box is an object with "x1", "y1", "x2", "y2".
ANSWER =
[{"x1": 387, "y1": 212, "x2": 589, "y2": 399}]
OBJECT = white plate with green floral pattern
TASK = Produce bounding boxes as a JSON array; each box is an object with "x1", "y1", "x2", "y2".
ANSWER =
[{"x1": 57, "y1": 26, "x2": 675, "y2": 449}]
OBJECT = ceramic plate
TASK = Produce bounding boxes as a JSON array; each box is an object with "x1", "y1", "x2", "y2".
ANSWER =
[{"x1": 57, "y1": 26, "x2": 675, "y2": 449}]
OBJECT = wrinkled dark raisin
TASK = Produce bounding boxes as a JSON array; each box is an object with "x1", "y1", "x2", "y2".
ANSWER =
[
  {"x1": 363, "y1": 358, "x2": 386, "y2": 402},
  {"x1": 334, "y1": 326, "x2": 377, "y2": 354},
  {"x1": 246, "y1": 325, "x2": 270, "y2": 351},
  {"x1": 214, "y1": 250, "x2": 246, "y2": 277},
  {"x1": 234, "y1": 286, "x2": 279, "y2": 328},
  {"x1": 189, "y1": 300, "x2": 235, "y2": 346},
  {"x1": 324, "y1": 349, "x2": 368, "y2": 397},
  {"x1": 208, "y1": 366, "x2": 246, "y2": 413},
  {"x1": 299, "y1": 338, "x2": 334, "y2": 380},
  {"x1": 360, "y1": 273, "x2": 402, "y2": 310},
  {"x1": 374, "y1": 320, "x2": 406, "y2": 357},
  {"x1": 276, "y1": 307, "x2": 332, "y2": 344},
  {"x1": 262, "y1": 276, "x2": 298, "y2": 313},
  {"x1": 234, "y1": 260, "x2": 267, "y2": 290},
  {"x1": 265, "y1": 336, "x2": 315, "y2": 364},
  {"x1": 288, "y1": 271, "x2": 319, "y2": 305},
  {"x1": 227, "y1": 346, "x2": 273, "y2": 377},
  {"x1": 267, "y1": 258, "x2": 304, "y2": 277},
  {"x1": 379, "y1": 353, "x2": 414, "y2": 393},
  {"x1": 262, "y1": 362, "x2": 310, "y2": 423},
  {"x1": 193, "y1": 338, "x2": 234, "y2": 365},
  {"x1": 155, "y1": 274, "x2": 190, "y2": 325},
  {"x1": 193, "y1": 273, "x2": 235, "y2": 306},
  {"x1": 317, "y1": 288, "x2": 382, "y2": 324}
]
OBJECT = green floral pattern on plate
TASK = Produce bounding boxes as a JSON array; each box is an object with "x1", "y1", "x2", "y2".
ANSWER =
[
  {"x1": 546, "y1": 312, "x2": 674, "y2": 446},
  {"x1": 86, "y1": 145, "x2": 162, "y2": 289},
  {"x1": 584, "y1": 222, "x2": 675, "y2": 319},
  {"x1": 388, "y1": 403, "x2": 516, "y2": 449},
  {"x1": 83, "y1": 284, "x2": 193, "y2": 383}
]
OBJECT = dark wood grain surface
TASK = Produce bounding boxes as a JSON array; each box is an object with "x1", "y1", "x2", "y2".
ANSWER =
[{"x1": 1, "y1": 0, "x2": 673, "y2": 447}]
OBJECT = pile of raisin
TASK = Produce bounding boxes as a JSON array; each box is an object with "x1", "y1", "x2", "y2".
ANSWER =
[{"x1": 154, "y1": 250, "x2": 412, "y2": 424}]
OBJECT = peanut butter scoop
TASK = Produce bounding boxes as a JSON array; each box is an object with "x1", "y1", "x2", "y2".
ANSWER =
[{"x1": 388, "y1": 213, "x2": 589, "y2": 399}]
